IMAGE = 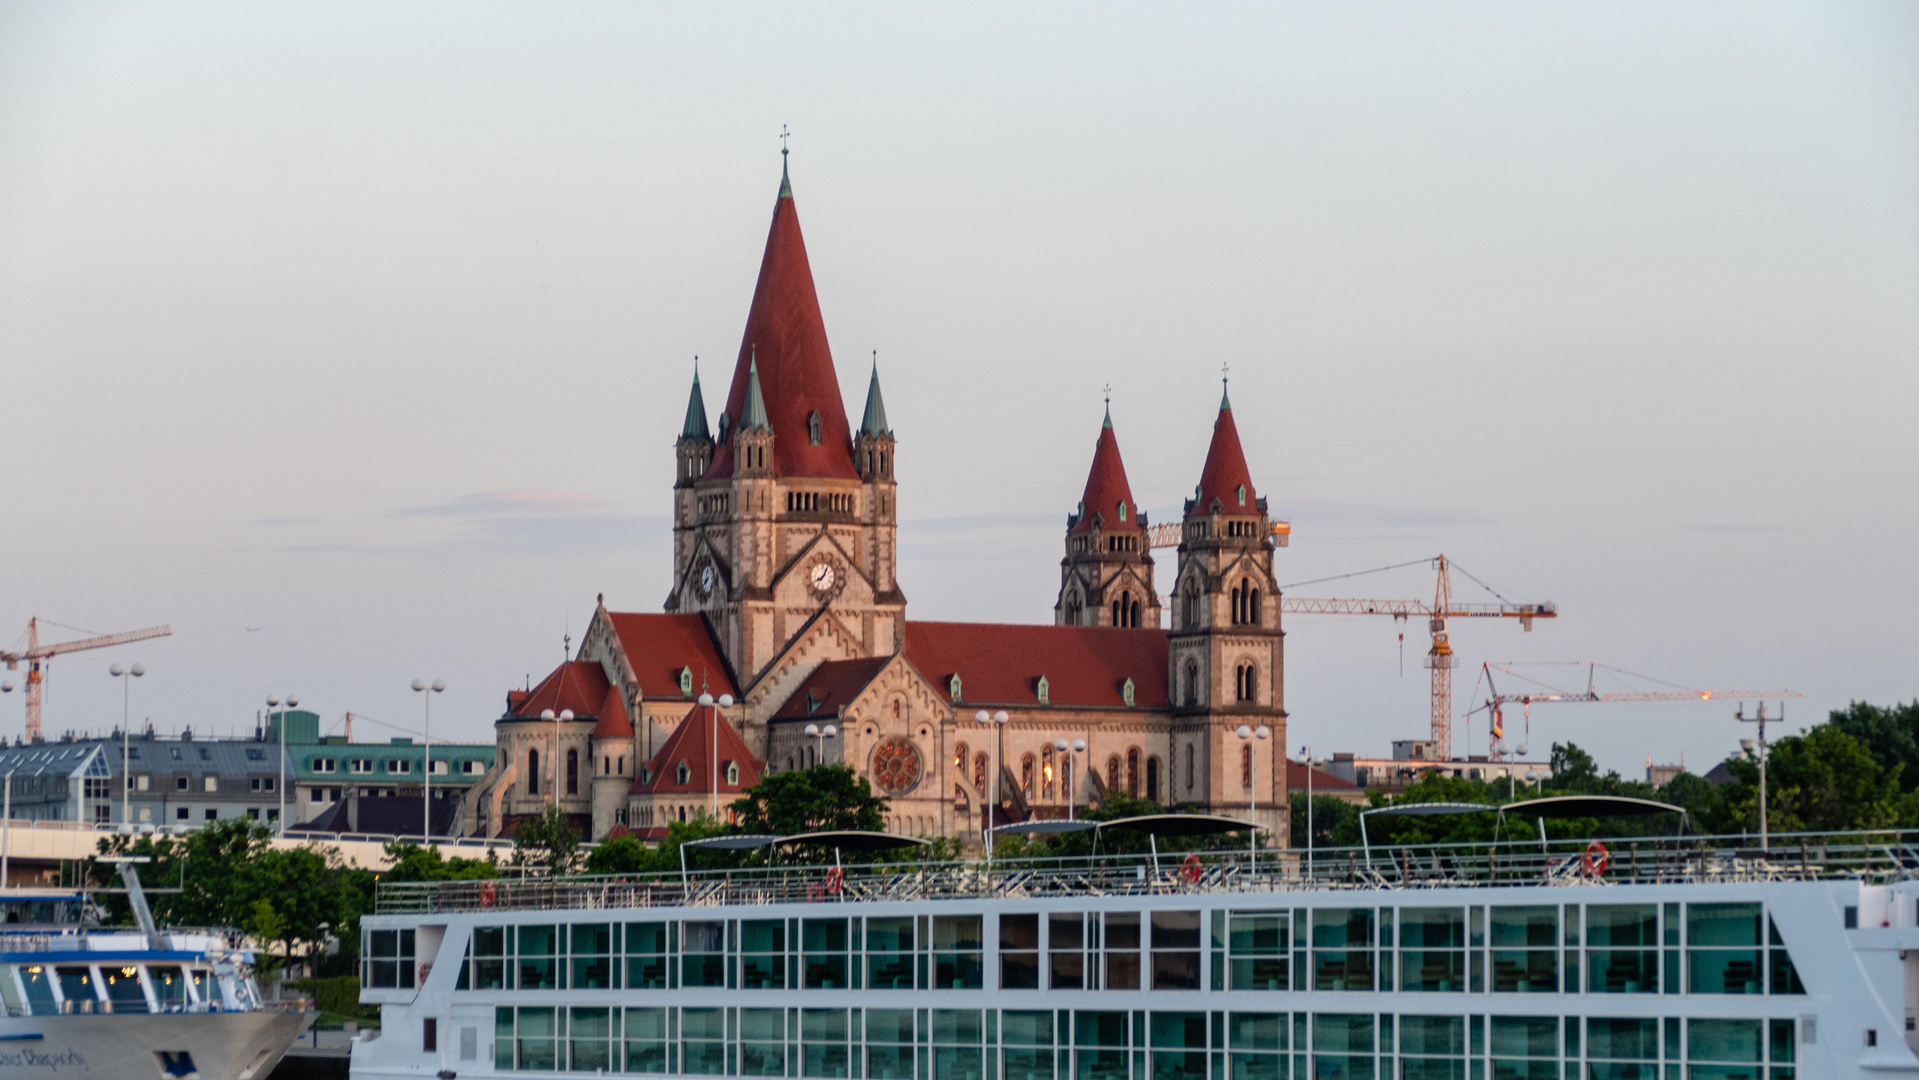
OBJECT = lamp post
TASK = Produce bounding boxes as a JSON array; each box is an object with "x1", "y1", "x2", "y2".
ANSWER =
[
  {"x1": 1736, "y1": 702, "x2": 1776, "y2": 851},
  {"x1": 1236, "y1": 725, "x2": 1270, "y2": 873},
  {"x1": 1053, "y1": 738, "x2": 1087, "y2": 819},
  {"x1": 412, "y1": 679, "x2": 445, "y2": 841},
  {"x1": 701, "y1": 694, "x2": 736, "y2": 819},
  {"x1": 109, "y1": 662, "x2": 145, "y2": 824},
  {"x1": 973, "y1": 710, "x2": 1009, "y2": 861},
  {"x1": 538, "y1": 708, "x2": 575, "y2": 809},
  {"x1": 804, "y1": 723, "x2": 838, "y2": 767},
  {"x1": 1300, "y1": 745, "x2": 1314, "y2": 880},
  {"x1": 268, "y1": 695, "x2": 299, "y2": 832}
]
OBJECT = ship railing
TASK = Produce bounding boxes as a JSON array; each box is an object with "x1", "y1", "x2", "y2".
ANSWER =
[{"x1": 375, "y1": 827, "x2": 1919, "y2": 913}]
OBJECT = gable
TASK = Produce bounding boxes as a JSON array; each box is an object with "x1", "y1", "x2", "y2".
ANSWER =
[{"x1": 902, "y1": 621, "x2": 1169, "y2": 710}]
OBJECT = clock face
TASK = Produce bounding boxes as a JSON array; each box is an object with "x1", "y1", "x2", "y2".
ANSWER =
[
  {"x1": 810, "y1": 561, "x2": 838, "y2": 594},
  {"x1": 698, "y1": 565, "x2": 717, "y2": 596}
]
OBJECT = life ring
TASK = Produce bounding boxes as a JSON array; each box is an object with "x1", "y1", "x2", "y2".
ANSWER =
[
  {"x1": 1583, "y1": 841, "x2": 1611, "y2": 876},
  {"x1": 825, "y1": 866, "x2": 845, "y2": 895},
  {"x1": 1179, "y1": 853, "x2": 1203, "y2": 885},
  {"x1": 478, "y1": 880, "x2": 496, "y2": 907}
]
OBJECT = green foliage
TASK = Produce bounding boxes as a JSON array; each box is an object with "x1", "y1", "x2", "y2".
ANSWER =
[
  {"x1": 293, "y1": 975, "x2": 376, "y2": 1026},
  {"x1": 1715, "y1": 724, "x2": 1911, "y2": 833},
  {"x1": 512, "y1": 807, "x2": 582, "y2": 875},
  {"x1": 582, "y1": 817, "x2": 730, "y2": 876},
  {"x1": 1827, "y1": 700, "x2": 1919, "y2": 793},
  {"x1": 1289, "y1": 792, "x2": 1365, "y2": 848},
  {"x1": 730, "y1": 764, "x2": 887, "y2": 835},
  {"x1": 381, "y1": 842, "x2": 498, "y2": 882}
]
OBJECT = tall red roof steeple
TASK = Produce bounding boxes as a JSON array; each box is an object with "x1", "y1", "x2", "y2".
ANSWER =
[
  {"x1": 705, "y1": 156, "x2": 858, "y2": 480},
  {"x1": 1193, "y1": 382, "x2": 1258, "y2": 513},
  {"x1": 1071, "y1": 402, "x2": 1143, "y2": 533}
]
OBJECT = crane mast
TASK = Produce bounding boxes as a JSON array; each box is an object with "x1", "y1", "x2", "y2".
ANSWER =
[{"x1": 1, "y1": 617, "x2": 172, "y2": 741}]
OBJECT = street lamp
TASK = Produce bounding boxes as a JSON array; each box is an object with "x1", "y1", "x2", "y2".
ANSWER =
[
  {"x1": 538, "y1": 708, "x2": 576, "y2": 809},
  {"x1": 1236, "y1": 725, "x2": 1270, "y2": 873},
  {"x1": 1737, "y1": 703, "x2": 1777, "y2": 850},
  {"x1": 268, "y1": 695, "x2": 299, "y2": 832},
  {"x1": 699, "y1": 694, "x2": 736, "y2": 819},
  {"x1": 1053, "y1": 738, "x2": 1087, "y2": 819},
  {"x1": 413, "y1": 679, "x2": 445, "y2": 841},
  {"x1": 1299, "y1": 745, "x2": 1315, "y2": 880},
  {"x1": 973, "y1": 709, "x2": 1009, "y2": 861},
  {"x1": 803, "y1": 723, "x2": 838, "y2": 767},
  {"x1": 109, "y1": 662, "x2": 145, "y2": 824}
]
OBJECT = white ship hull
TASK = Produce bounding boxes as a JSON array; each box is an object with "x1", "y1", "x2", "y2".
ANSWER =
[{"x1": 0, "y1": 1011, "x2": 311, "y2": 1080}]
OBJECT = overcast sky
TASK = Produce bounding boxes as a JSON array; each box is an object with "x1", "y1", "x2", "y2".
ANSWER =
[{"x1": 1, "y1": 2, "x2": 1914, "y2": 776}]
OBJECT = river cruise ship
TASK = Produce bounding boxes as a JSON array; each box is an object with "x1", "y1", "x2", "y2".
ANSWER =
[
  {"x1": 352, "y1": 818, "x2": 1919, "y2": 1080},
  {"x1": 0, "y1": 861, "x2": 311, "y2": 1080}
]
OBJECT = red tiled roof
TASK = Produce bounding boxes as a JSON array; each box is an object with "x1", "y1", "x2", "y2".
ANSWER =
[
  {"x1": 605, "y1": 612, "x2": 737, "y2": 700},
  {"x1": 1195, "y1": 401, "x2": 1257, "y2": 513},
  {"x1": 1072, "y1": 420, "x2": 1142, "y2": 534},
  {"x1": 901, "y1": 621, "x2": 1168, "y2": 710},
  {"x1": 705, "y1": 168, "x2": 858, "y2": 481},
  {"x1": 771, "y1": 657, "x2": 891, "y2": 721},
  {"x1": 1286, "y1": 760, "x2": 1358, "y2": 790},
  {"x1": 593, "y1": 684, "x2": 634, "y2": 739},
  {"x1": 506, "y1": 661, "x2": 610, "y2": 720},
  {"x1": 631, "y1": 701, "x2": 764, "y2": 796}
]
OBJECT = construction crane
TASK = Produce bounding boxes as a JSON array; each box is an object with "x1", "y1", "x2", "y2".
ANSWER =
[
  {"x1": 0, "y1": 617, "x2": 172, "y2": 741},
  {"x1": 1465, "y1": 661, "x2": 1802, "y2": 758}
]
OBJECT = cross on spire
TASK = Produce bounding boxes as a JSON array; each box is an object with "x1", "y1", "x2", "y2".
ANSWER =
[{"x1": 781, "y1": 124, "x2": 790, "y2": 156}]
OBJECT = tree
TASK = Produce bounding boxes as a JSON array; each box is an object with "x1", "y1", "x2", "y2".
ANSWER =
[
  {"x1": 382, "y1": 842, "x2": 498, "y2": 881},
  {"x1": 1827, "y1": 701, "x2": 1919, "y2": 793},
  {"x1": 731, "y1": 765, "x2": 887, "y2": 835},
  {"x1": 512, "y1": 807, "x2": 582, "y2": 875},
  {"x1": 583, "y1": 817, "x2": 732, "y2": 876},
  {"x1": 1717, "y1": 725, "x2": 1911, "y2": 833}
]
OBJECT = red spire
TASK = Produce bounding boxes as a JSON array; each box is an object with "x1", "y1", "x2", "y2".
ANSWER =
[
  {"x1": 705, "y1": 164, "x2": 857, "y2": 480},
  {"x1": 1194, "y1": 388, "x2": 1258, "y2": 513},
  {"x1": 1072, "y1": 405, "x2": 1142, "y2": 533}
]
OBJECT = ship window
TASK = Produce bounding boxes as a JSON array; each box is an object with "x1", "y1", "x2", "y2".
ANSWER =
[
  {"x1": 1687, "y1": 903, "x2": 1763, "y2": 994},
  {"x1": 1490, "y1": 1016, "x2": 1559, "y2": 1078},
  {"x1": 1399, "y1": 908, "x2": 1466, "y2": 992},
  {"x1": 569, "y1": 1007, "x2": 611, "y2": 1072},
  {"x1": 681, "y1": 920, "x2": 727, "y2": 988},
  {"x1": 1048, "y1": 912, "x2": 1087, "y2": 990},
  {"x1": 1312, "y1": 908, "x2": 1376, "y2": 991},
  {"x1": 868, "y1": 1009, "x2": 917, "y2": 1080},
  {"x1": 515, "y1": 925, "x2": 557, "y2": 991},
  {"x1": 1000, "y1": 913, "x2": 1040, "y2": 989},
  {"x1": 1151, "y1": 1011, "x2": 1210, "y2": 1080},
  {"x1": 1229, "y1": 910, "x2": 1290, "y2": 991},
  {"x1": 1688, "y1": 1018, "x2": 1763, "y2": 1077},
  {"x1": 1228, "y1": 1012, "x2": 1288, "y2": 1080},
  {"x1": 1767, "y1": 915, "x2": 1805, "y2": 995},
  {"x1": 570, "y1": 924, "x2": 614, "y2": 990},
  {"x1": 364, "y1": 928, "x2": 416, "y2": 990},
  {"x1": 624, "y1": 922, "x2": 669, "y2": 990},
  {"x1": 472, "y1": 927, "x2": 508, "y2": 990},
  {"x1": 1586, "y1": 1017, "x2": 1658, "y2": 1076},
  {"x1": 740, "y1": 919, "x2": 786, "y2": 990},
  {"x1": 103, "y1": 964, "x2": 148, "y2": 1014},
  {"x1": 513, "y1": 1006, "x2": 558, "y2": 1071},
  {"x1": 1104, "y1": 911, "x2": 1142, "y2": 990},
  {"x1": 53, "y1": 965, "x2": 95, "y2": 1008},
  {"x1": 1004, "y1": 1011, "x2": 1055, "y2": 1080},
  {"x1": 865, "y1": 916, "x2": 915, "y2": 991},
  {"x1": 1151, "y1": 910, "x2": 1202, "y2": 990},
  {"x1": 19, "y1": 965, "x2": 54, "y2": 1015},
  {"x1": 1312, "y1": 1014, "x2": 1376, "y2": 1080},
  {"x1": 1399, "y1": 1015, "x2": 1464, "y2": 1080},
  {"x1": 932, "y1": 1010, "x2": 984, "y2": 1080},
  {"x1": 932, "y1": 915, "x2": 984, "y2": 989},
  {"x1": 801, "y1": 1008, "x2": 851, "y2": 1078},
  {"x1": 1490, "y1": 905, "x2": 1560, "y2": 992},
  {"x1": 741, "y1": 1007, "x2": 787, "y2": 1076},
  {"x1": 803, "y1": 918, "x2": 853, "y2": 989},
  {"x1": 622, "y1": 1007, "x2": 668, "y2": 1074},
  {"x1": 1075, "y1": 1011, "x2": 1130, "y2": 1080},
  {"x1": 1587, "y1": 904, "x2": 1658, "y2": 994},
  {"x1": 681, "y1": 1007, "x2": 727, "y2": 1076}
]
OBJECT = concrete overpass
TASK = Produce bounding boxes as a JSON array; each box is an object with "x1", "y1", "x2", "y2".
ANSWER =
[{"x1": 0, "y1": 818, "x2": 515, "y2": 883}]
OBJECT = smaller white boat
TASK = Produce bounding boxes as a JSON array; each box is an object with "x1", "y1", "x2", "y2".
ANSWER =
[{"x1": 0, "y1": 858, "x2": 312, "y2": 1080}]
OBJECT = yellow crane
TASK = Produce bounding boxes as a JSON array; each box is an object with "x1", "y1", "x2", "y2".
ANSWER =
[{"x1": 1, "y1": 617, "x2": 172, "y2": 741}]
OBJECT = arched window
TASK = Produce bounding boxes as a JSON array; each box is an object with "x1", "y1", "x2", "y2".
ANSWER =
[
  {"x1": 1061, "y1": 756, "x2": 1073, "y2": 803},
  {"x1": 1145, "y1": 756, "x2": 1159, "y2": 803},
  {"x1": 1230, "y1": 584, "x2": 1242, "y2": 624},
  {"x1": 1111, "y1": 600, "x2": 1121, "y2": 626},
  {"x1": 1065, "y1": 594, "x2": 1081, "y2": 626},
  {"x1": 675, "y1": 761, "x2": 690, "y2": 785},
  {"x1": 726, "y1": 761, "x2": 740, "y2": 785},
  {"x1": 1187, "y1": 744, "x2": 1196, "y2": 791},
  {"x1": 1182, "y1": 582, "x2": 1200, "y2": 628},
  {"x1": 1236, "y1": 483, "x2": 1247, "y2": 507},
  {"x1": 527, "y1": 749, "x2": 540, "y2": 795},
  {"x1": 1020, "y1": 754, "x2": 1035, "y2": 796},
  {"x1": 1235, "y1": 664, "x2": 1258, "y2": 703},
  {"x1": 954, "y1": 742, "x2": 969, "y2": 774},
  {"x1": 1241, "y1": 745, "x2": 1253, "y2": 788},
  {"x1": 603, "y1": 756, "x2": 610, "y2": 776},
  {"x1": 807, "y1": 410, "x2": 823, "y2": 445},
  {"x1": 1131, "y1": 599, "x2": 1142, "y2": 628},
  {"x1": 1183, "y1": 661, "x2": 1199, "y2": 707},
  {"x1": 1248, "y1": 587, "x2": 1260, "y2": 624},
  {"x1": 1126, "y1": 748, "x2": 1140, "y2": 797},
  {"x1": 1107, "y1": 755, "x2": 1121, "y2": 793},
  {"x1": 1041, "y1": 745, "x2": 1056, "y2": 799},
  {"x1": 973, "y1": 753, "x2": 989, "y2": 796}
]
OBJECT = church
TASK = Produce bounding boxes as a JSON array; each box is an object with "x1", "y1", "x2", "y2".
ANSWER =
[{"x1": 459, "y1": 157, "x2": 1289, "y2": 845}]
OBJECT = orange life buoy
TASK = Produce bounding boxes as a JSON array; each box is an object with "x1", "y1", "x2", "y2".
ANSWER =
[
  {"x1": 825, "y1": 866, "x2": 845, "y2": 894},
  {"x1": 1180, "y1": 853, "x2": 1203, "y2": 885},
  {"x1": 1583, "y1": 841, "x2": 1611, "y2": 876},
  {"x1": 478, "y1": 880, "x2": 496, "y2": 907}
]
